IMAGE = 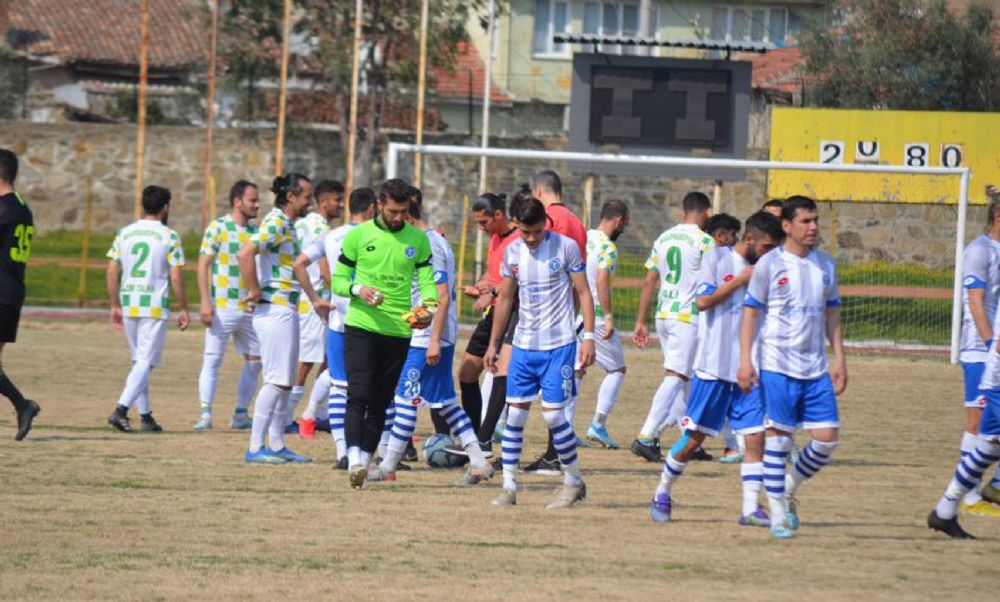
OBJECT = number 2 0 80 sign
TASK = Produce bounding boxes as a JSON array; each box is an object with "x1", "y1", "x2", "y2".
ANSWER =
[{"x1": 768, "y1": 108, "x2": 1000, "y2": 205}]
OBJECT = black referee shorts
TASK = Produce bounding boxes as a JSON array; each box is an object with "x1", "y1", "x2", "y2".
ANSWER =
[
  {"x1": 465, "y1": 310, "x2": 494, "y2": 358},
  {"x1": 0, "y1": 302, "x2": 23, "y2": 344}
]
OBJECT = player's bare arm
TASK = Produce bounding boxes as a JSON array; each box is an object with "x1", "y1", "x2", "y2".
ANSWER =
[
  {"x1": 425, "y1": 281, "x2": 450, "y2": 366},
  {"x1": 169, "y1": 265, "x2": 190, "y2": 331},
  {"x1": 696, "y1": 265, "x2": 753, "y2": 312},
  {"x1": 106, "y1": 259, "x2": 123, "y2": 330},
  {"x1": 236, "y1": 242, "x2": 262, "y2": 305},
  {"x1": 737, "y1": 306, "x2": 760, "y2": 392},
  {"x1": 197, "y1": 253, "x2": 214, "y2": 326},
  {"x1": 293, "y1": 253, "x2": 331, "y2": 323},
  {"x1": 826, "y1": 306, "x2": 848, "y2": 395},
  {"x1": 485, "y1": 276, "x2": 516, "y2": 374},
  {"x1": 572, "y1": 270, "x2": 596, "y2": 369},
  {"x1": 596, "y1": 268, "x2": 615, "y2": 339},
  {"x1": 967, "y1": 287, "x2": 993, "y2": 345},
  {"x1": 632, "y1": 268, "x2": 658, "y2": 348}
]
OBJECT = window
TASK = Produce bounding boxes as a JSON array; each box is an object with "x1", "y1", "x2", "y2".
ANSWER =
[
  {"x1": 582, "y1": 2, "x2": 657, "y2": 55},
  {"x1": 709, "y1": 6, "x2": 791, "y2": 43},
  {"x1": 534, "y1": 0, "x2": 570, "y2": 57}
]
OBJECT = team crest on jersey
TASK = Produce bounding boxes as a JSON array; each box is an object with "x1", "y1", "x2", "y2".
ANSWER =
[
  {"x1": 964, "y1": 276, "x2": 977, "y2": 286},
  {"x1": 560, "y1": 365, "x2": 574, "y2": 380},
  {"x1": 723, "y1": 274, "x2": 734, "y2": 282},
  {"x1": 404, "y1": 246, "x2": 417, "y2": 259},
  {"x1": 548, "y1": 258, "x2": 564, "y2": 272},
  {"x1": 406, "y1": 368, "x2": 421, "y2": 382}
]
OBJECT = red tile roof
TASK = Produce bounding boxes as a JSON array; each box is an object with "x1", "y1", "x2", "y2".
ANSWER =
[
  {"x1": 736, "y1": 45, "x2": 807, "y2": 94},
  {"x1": 5, "y1": 0, "x2": 205, "y2": 70},
  {"x1": 429, "y1": 41, "x2": 513, "y2": 104}
]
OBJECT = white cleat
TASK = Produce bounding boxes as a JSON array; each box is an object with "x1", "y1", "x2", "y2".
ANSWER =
[
  {"x1": 546, "y1": 481, "x2": 587, "y2": 509},
  {"x1": 491, "y1": 488, "x2": 517, "y2": 507}
]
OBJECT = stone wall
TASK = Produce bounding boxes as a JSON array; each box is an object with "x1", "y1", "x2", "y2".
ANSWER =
[{"x1": 0, "y1": 120, "x2": 979, "y2": 268}]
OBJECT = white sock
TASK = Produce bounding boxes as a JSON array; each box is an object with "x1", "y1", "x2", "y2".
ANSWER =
[
  {"x1": 347, "y1": 446, "x2": 362, "y2": 469},
  {"x1": 236, "y1": 360, "x2": 261, "y2": 412},
  {"x1": 544, "y1": 408, "x2": 582, "y2": 486},
  {"x1": 267, "y1": 389, "x2": 291, "y2": 451},
  {"x1": 136, "y1": 380, "x2": 151, "y2": 415},
  {"x1": 198, "y1": 352, "x2": 224, "y2": 415},
  {"x1": 563, "y1": 387, "x2": 578, "y2": 429},
  {"x1": 594, "y1": 371, "x2": 624, "y2": 425},
  {"x1": 741, "y1": 462, "x2": 764, "y2": 516},
  {"x1": 655, "y1": 453, "x2": 686, "y2": 497},
  {"x1": 764, "y1": 435, "x2": 792, "y2": 526},
  {"x1": 249, "y1": 383, "x2": 283, "y2": 453},
  {"x1": 287, "y1": 385, "x2": 305, "y2": 424},
  {"x1": 381, "y1": 402, "x2": 416, "y2": 473},
  {"x1": 378, "y1": 404, "x2": 395, "y2": 460},
  {"x1": 937, "y1": 437, "x2": 1000, "y2": 519},
  {"x1": 302, "y1": 371, "x2": 330, "y2": 421},
  {"x1": 116, "y1": 360, "x2": 151, "y2": 409},
  {"x1": 722, "y1": 421, "x2": 739, "y2": 451},
  {"x1": 961, "y1": 432, "x2": 983, "y2": 504},
  {"x1": 501, "y1": 406, "x2": 530, "y2": 491},
  {"x1": 438, "y1": 401, "x2": 486, "y2": 468},
  {"x1": 786, "y1": 439, "x2": 838, "y2": 496},
  {"x1": 480, "y1": 372, "x2": 494, "y2": 420},
  {"x1": 328, "y1": 380, "x2": 348, "y2": 460},
  {"x1": 639, "y1": 376, "x2": 684, "y2": 438}
]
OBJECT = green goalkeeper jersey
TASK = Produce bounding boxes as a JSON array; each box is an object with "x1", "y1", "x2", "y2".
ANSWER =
[{"x1": 332, "y1": 216, "x2": 437, "y2": 338}]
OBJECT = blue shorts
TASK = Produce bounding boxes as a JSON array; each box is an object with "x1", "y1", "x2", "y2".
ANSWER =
[
  {"x1": 760, "y1": 370, "x2": 839, "y2": 432},
  {"x1": 980, "y1": 389, "x2": 1000, "y2": 438},
  {"x1": 962, "y1": 362, "x2": 987, "y2": 408},
  {"x1": 681, "y1": 377, "x2": 765, "y2": 437},
  {"x1": 394, "y1": 345, "x2": 456, "y2": 408},
  {"x1": 507, "y1": 343, "x2": 577, "y2": 408},
  {"x1": 326, "y1": 329, "x2": 347, "y2": 387}
]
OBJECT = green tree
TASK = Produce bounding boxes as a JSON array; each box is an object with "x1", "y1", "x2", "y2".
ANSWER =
[{"x1": 800, "y1": 0, "x2": 1000, "y2": 111}]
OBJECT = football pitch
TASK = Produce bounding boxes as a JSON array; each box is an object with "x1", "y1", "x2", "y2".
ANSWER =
[{"x1": 1, "y1": 319, "x2": 998, "y2": 601}]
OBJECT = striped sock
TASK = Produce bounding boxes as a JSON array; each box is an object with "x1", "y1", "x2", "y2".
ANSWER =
[
  {"x1": 764, "y1": 435, "x2": 792, "y2": 526},
  {"x1": 544, "y1": 409, "x2": 581, "y2": 486},
  {"x1": 960, "y1": 432, "x2": 984, "y2": 503},
  {"x1": 787, "y1": 439, "x2": 838, "y2": 496},
  {"x1": 655, "y1": 453, "x2": 686, "y2": 497},
  {"x1": 501, "y1": 407, "x2": 529, "y2": 491},
  {"x1": 741, "y1": 461, "x2": 764, "y2": 516},
  {"x1": 380, "y1": 401, "x2": 417, "y2": 472},
  {"x1": 440, "y1": 401, "x2": 487, "y2": 467},
  {"x1": 936, "y1": 438, "x2": 1000, "y2": 519},
  {"x1": 328, "y1": 382, "x2": 348, "y2": 460},
  {"x1": 378, "y1": 403, "x2": 396, "y2": 460},
  {"x1": 991, "y1": 465, "x2": 1000, "y2": 489}
]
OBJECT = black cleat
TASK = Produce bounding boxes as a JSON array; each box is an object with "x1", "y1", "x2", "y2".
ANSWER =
[
  {"x1": 928, "y1": 510, "x2": 975, "y2": 539},
  {"x1": 403, "y1": 439, "x2": 419, "y2": 463},
  {"x1": 445, "y1": 441, "x2": 494, "y2": 459},
  {"x1": 315, "y1": 420, "x2": 331, "y2": 433},
  {"x1": 140, "y1": 413, "x2": 163, "y2": 433},
  {"x1": 522, "y1": 455, "x2": 561, "y2": 476},
  {"x1": 396, "y1": 461, "x2": 412, "y2": 471},
  {"x1": 108, "y1": 410, "x2": 132, "y2": 432},
  {"x1": 630, "y1": 438, "x2": 664, "y2": 463},
  {"x1": 690, "y1": 445, "x2": 714, "y2": 461},
  {"x1": 15, "y1": 400, "x2": 40, "y2": 441},
  {"x1": 335, "y1": 456, "x2": 349, "y2": 470}
]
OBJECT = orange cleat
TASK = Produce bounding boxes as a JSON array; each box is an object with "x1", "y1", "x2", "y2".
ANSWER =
[{"x1": 299, "y1": 418, "x2": 316, "y2": 439}]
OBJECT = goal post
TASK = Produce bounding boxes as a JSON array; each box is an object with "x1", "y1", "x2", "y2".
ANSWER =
[{"x1": 386, "y1": 142, "x2": 971, "y2": 363}]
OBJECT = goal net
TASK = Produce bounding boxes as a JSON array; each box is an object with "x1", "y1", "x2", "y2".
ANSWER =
[{"x1": 386, "y1": 143, "x2": 971, "y2": 362}]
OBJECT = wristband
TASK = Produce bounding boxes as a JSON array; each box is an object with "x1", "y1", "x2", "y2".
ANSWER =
[
  {"x1": 582, "y1": 332, "x2": 596, "y2": 341},
  {"x1": 350, "y1": 284, "x2": 362, "y2": 297}
]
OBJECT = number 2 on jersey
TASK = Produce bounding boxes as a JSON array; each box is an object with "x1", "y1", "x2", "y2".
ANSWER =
[
  {"x1": 665, "y1": 246, "x2": 682, "y2": 284},
  {"x1": 130, "y1": 242, "x2": 150, "y2": 278},
  {"x1": 10, "y1": 224, "x2": 34, "y2": 264}
]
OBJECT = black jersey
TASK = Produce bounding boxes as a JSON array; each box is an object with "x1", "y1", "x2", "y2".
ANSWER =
[{"x1": 0, "y1": 192, "x2": 34, "y2": 306}]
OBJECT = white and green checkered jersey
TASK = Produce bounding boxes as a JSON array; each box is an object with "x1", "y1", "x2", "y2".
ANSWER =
[
  {"x1": 250, "y1": 207, "x2": 301, "y2": 308},
  {"x1": 107, "y1": 219, "x2": 185, "y2": 320},
  {"x1": 295, "y1": 211, "x2": 331, "y2": 313},
  {"x1": 199, "y1": 215, "x2": 257, "y2": 311},
  {"x1": 585, "y1": 229, "x2": 617, "y2": 318},
  {"x1": 645, "y1": 223, "x2": 714, "y2": 324}
]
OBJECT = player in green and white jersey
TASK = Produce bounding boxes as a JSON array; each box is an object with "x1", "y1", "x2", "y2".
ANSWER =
[
  {"x1": 193, "y1": 180, "x2": 262, "y2": 431},
  {"x1": 237, "y1": 173, "x2": 313, "y2": 464},
  {"x1": 287, "y1": 180, "x2": 344, "y2": 438},
  {"x1": 106, "y1": 185, "x2": 190, "y2": 433},
  {"x1": 631, "y1": 192, "x2": 713, "y2": 461}
]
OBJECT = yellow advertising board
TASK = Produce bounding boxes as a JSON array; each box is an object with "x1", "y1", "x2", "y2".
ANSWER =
[{"x1": 767, "y1": 108, "x2": 1000, "y2": 205}]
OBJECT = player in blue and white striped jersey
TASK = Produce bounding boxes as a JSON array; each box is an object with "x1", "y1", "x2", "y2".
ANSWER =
[
  {"x1": 651, "y1": 212, "x2": 783, "y2": 528},
  {"x1": 486, "y1": 197, "x2": 596, "y2": 508},
  {"x1": 737, "y1": 196, "x2": 847, "y2": 539}
]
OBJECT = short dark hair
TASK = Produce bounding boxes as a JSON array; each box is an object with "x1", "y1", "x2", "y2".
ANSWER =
[
  {"x1": 706, "y1": 213, "x2": 740, "y2": 236},
  {"x1": 348, "y1": 187, "x2": 376, "y2": 214},
  {"x1": 782, "y1": 195, "x2": 818, "y2": 221},
  {"x1": 744, "y1": 211, "x2": 784, "y2": 242},
  {"x1": 229, "y1": 180, "x2": 257, "y2": 206},
  {"x1": 314, "y1": 179, "x2": 345, "y2": 199},
  {"x1": 406, "y1": 185, "x2": 422, "y2": 219},
  {"x1": 472, "y1": 193, "x2": 507, "y2": 215},
  {"x1": 379, "y1": 178, "x2": 411, "y2": 204},
  {"x1": 531, "y1": 170, "x2": 562, "y2": 196},
  {"x1": 682, "y1": 192, "x2": 711, "y2": 214},
  {"x1": 142, "y1": 185, "x2": 171, "y2": 215},
  {"x1": 0, "y1": 149, "x2": 18, "y2": 185},
  {"x1": 762, "y1": 199, "x2": 784, "y2": 210},
  {"x1": 509, "y1": 184, "x2": 533, "y2": 219},
  {"x1": 600, "y1": 199, "x2": 629, "y2": 221},
  {"x1": 515, "y1": 197, "x2": 547, "y2": 227},
  {"x1": 271, "y1": 173, "x2": 310, "y2": 207}
]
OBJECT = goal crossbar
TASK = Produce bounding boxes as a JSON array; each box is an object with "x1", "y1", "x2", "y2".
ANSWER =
[{"x1": 386, "y1": 142, "x2": 972, "y2": 363}]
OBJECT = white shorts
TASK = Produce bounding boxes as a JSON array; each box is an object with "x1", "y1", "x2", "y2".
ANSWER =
[
  {"x1": 298, "y1": 307, "x2": 326, "y2": 364},
  {"x1": 124, "y1": 317, "x2": 167, "y2": 368},
  {"x1": 657, "y1": 318, "x2": 698, "y2": 377},
  {"x1": 253, "y1": 303, "x2": 300, "y2": 387},
  {"x1": 204, "y1": 307, "x2": 259, "y2": 357},
  {"x1": 575, "y1": 316, "x2": 626, "y2": 372}
]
